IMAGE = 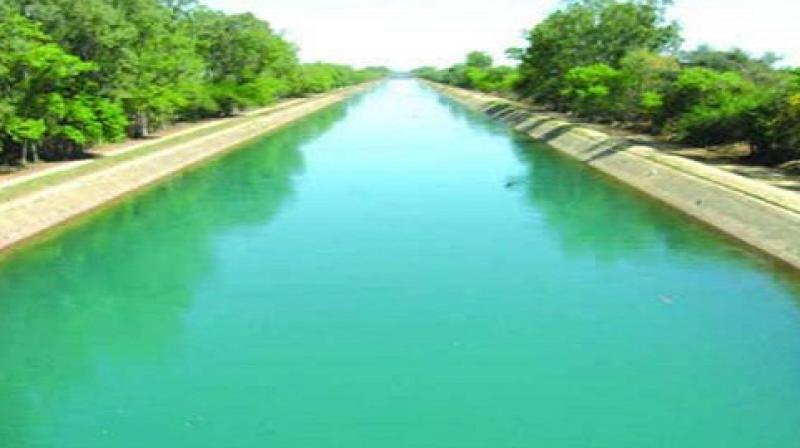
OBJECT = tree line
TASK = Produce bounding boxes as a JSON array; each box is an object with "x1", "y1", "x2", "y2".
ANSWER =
[
  {"x1": 413, "y1": 0, "x2": 800, "y2": 165},
  {"x1": 0, "y1": 0, "x2": 388, "y2": 167}
]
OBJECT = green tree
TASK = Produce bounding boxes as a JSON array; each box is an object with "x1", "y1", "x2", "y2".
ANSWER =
[
  {"x1": 618, "y1": 49, "x2": 680, "y2": 125},
  {"x1": 466, "y1": 51, "x2": 493, "y2": 69},
  {"x1": 516, "y1": 0, "x2": 680, "y2": 104},
  {"x1": 0, "y1": 11, "x2": 120, "y2": 163},
  {"x1": 6, "y1": 118, "x2": 45, "y2": 164},
  {"x1": 682, "y1": 45, "x2": 783, "y2": 84},
  {"x1": 191, "y1": 8, "x2": 298, "y2": 115},
  {"x1": 751, "y1": 70, "x2": 800, "y2": 163},
  {"x1": 410, "y1": 66, "x2": 447, "y2": 83},
  {"x1": 561, "y1": 64, "x2": 626, "y2": 120},
  {"x1": 660, "y1": 67, "x2": 765, "y2": 145},
  {"x1": 113, "y1": 0, "x2": 205, "y2": 136},
  {"x1": 0, "y1": 0, "x2": 381, "y2": 167}
]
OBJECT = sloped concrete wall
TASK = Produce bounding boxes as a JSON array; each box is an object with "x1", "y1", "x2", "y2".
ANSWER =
[{"x1": 431, "y1": 82, "x2": 800, "y2": 271}]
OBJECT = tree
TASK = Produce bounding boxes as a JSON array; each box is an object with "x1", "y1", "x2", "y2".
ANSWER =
[
  {"x1": 410, "y1": 66, "x2": 446, "y2": 83},
  {"x1": 190, "y1": 8, "x2": 298, "y2": 115},
  {"x1": 751, "y1": 70, "x2": 800, "y2": 163},
  {"x1": 681, "y1": 45, "x2": 782, "y2": 84},
  {"x1": 561, "y1": 64, "x2": 626, "y2": 120},
  {"x1": 113, "y1": 0, "x2": 205, "y2": 136},
  {"x1": 617, "y1": 49, "x2": 680, "y2": 125},
  {"x1": 466, "y1": 51, "x2": 493, "y2": 69},
  {"x1": 1, "y1": 0, "x2": 378, "y2": 167},
  {"x1": 516, "y1": 0, "x2": 680, "y2": 104},
  {"x1": 7, "y1": 118, "x2": 45, "y2": 164},
  {"x1": 660, "y1": 67, "x2": 765, "y2": 145},
  {"x1": 0, "y1": 11, "x2": 116, "y2": 163},
  {"x1": 412, "y1": 52, "x2": 518, "y2": 94}
]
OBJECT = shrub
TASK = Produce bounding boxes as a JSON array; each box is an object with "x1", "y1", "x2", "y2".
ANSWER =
[
  {"x1": 561, "y1": 64, "x2": 626, "y2": 120},
  {"x1": 660, "y1": 68, "x2": 766, "y2": 145},
  {"x1": 750, "y1": 71, "x2": 800, "y2": 162},
  {"x1": 618, "y1": 50, "x2": 680, "y2": 124}
]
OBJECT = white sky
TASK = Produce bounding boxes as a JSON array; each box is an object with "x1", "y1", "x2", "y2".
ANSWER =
[{"x1": 200, "y1": 0, "x2": 800, "y2": 70}]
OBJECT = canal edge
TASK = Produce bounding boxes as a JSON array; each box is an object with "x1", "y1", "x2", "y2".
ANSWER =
[
  {"x1": 0, "y1": 82, "x2": 380, "y2": 256},
  {"x1": 427, "y1": 81, "x2": 800, "y2": 272}
]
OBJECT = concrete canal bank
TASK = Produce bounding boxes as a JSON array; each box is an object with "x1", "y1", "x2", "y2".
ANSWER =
[
  {"x1": 0, "y1": 83, "x2": 375, "y2": 253},
  {"x1": 430, "y1": 82, "x2": 800, "y2": 271},
  {"x1": 4, "y1": 80, "x2": 800, "y2": 448}
]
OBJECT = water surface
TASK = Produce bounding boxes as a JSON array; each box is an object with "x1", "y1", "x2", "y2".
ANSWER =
[{"x1": 1, "y1": 80, "x2": 800, "y2": 447}]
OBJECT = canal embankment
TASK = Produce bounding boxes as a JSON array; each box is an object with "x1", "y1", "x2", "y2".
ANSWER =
[
  {"x1": 0, "y1": 82, "x2": 376, "y2": 253},
  {"x1": 429, "y1": 82, "x2": 800, "y2": 271}
]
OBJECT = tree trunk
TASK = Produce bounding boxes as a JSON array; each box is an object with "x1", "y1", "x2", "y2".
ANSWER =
[
  {"x1": 31, "y1": 143, "x2": 39, "y2": 164},
  {"x1": 20, "y1": 141, "x2": 28, "y2": 166},
  {"x1": 133, "y1": 111, "x2": 149, "y2": 138}
]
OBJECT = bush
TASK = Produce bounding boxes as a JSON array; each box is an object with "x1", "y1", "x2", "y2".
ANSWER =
[
  {"x1": 750, "y1": 71, "x2": 800, "y2": 162},
  {"x1": 561, "y1": 64, "x2": 626, "y2": 120},
  {"x1": 659, "y1": 68, "x2": 766, "y2": 145},
  {"x1": 670, "y1": 97, "x2": 761, "y2": 146},
  {"x1": 618, "y1": 50, "x2": 680, "y2": 124},
  {"x1": 413, "y1": 52, "x2": 520, "y2": 95},
  {"x1": 415, "y1": 0, "x2": 800, "y2": 165}
]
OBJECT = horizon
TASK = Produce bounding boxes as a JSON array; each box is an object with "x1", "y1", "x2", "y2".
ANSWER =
[{"x1": 200, "y1": 0, "x2": 800, "y2": 70}]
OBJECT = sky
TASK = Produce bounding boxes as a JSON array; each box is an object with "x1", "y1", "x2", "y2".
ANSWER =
[{"x1": 201, "y1": 0, "x2": 800, "y2": 70}]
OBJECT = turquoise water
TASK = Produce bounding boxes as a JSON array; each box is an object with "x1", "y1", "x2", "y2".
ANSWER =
[{"x1": 1, "y1": 80, "x2": 800, "y2": 447}]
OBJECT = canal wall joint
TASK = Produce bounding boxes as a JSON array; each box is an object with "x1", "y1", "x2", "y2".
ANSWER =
[
  {"x1": 0, "y1": 82, "x2": 378, "y2": 254},
  {"x1": 428, "y1": 81, "x2": 800, "y2": 271}
]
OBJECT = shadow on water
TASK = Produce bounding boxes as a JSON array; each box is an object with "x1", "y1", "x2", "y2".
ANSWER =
[{"x1": 0, "y1": 99, "x2": 354, "y2": 447}]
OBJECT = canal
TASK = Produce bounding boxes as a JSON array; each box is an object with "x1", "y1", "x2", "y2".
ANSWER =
[{"x1": 1, "y1": 80, "x2": 799, "y2": 447}]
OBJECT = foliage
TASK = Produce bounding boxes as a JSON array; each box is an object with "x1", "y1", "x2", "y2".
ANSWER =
[
  {"x1": 412, "y1": 53, "x2": 518, "y2": 94},
  {"x1": 0, "y1": 11, "x2": 118, "y2": 162},
  {"x1": 287, "y1": 64, "x2": 388, "y2": 95},
  {"x1": 750, "y1": 70, "x2": 800, "y2": 162},
  {"x1": 515, "y1": 0, "x2": 680, "y2": 104},
  {"x1": 466, "y1": 51, "x2": 493, "y2": 69},
  {"x1": 0, "y1": 0, "x2": 384, "y2": 166},
  {"x1": 617, "y1": 49, "x2": 680, "y2": 123},
  {"x1": 189, "y1": 8, "x2": 297, "y2": 116},
  {"x1": 658, "y1": 68, "x2": 765, "y2": 145},
  {"x1": 681, "y1": 45, "x2": 783, "y2": 84},
  {"x1": 416, "y1": 0, "x2": 800, "y2": 164},
  {"x1": 561, "y1": 64, "x2": 626, "y2": 120}
]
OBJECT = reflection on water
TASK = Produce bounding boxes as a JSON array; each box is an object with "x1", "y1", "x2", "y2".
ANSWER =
[
  {"x1": 0, "y1": 100, "x2": 354, "y2": 447},
  {"x1": 513, "y1": 138, "x2": 743, "y2": 263},
  {"x1": 434, "y1": 90, "x2": 782, "y2": 267},
  {"x1": 435, "y1": 87, "x2": 800, "y2": 311},
  {"x1": 0, "y1": 81, "x2": 799, "y2": 448}
]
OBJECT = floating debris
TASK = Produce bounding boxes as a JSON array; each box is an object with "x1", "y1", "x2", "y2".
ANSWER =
[{"x1": 504, "y1": 176, "x2": 525, "y2": 188}]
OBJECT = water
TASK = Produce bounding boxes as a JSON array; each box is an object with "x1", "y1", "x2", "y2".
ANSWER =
[{"x1": 1, "y1": 80, "x2": 799, "y2": 447}]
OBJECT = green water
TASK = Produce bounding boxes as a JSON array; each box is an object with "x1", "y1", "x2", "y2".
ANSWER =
[{"x1": 1, "y1": 81, "x2": 800, "y2": 447}]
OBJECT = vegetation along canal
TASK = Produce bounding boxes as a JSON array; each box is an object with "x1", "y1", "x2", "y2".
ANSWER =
[{"x1": 1, "y1": 80, "x2": 800, "y2": 447}]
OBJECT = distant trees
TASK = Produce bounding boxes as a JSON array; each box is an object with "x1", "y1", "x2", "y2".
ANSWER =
[
  {"x1": 413, "y1": 0, "x2": 800, "y2": 164},
  {"x1": 412, "y1": 51, "x2": 518, "y2": 94},
  {"x1": 0, "y1": 0, "x2": 388, "y2": 166},
  {"x1": 288, "y1": 64, "x2": 388, "y2": 95}
]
